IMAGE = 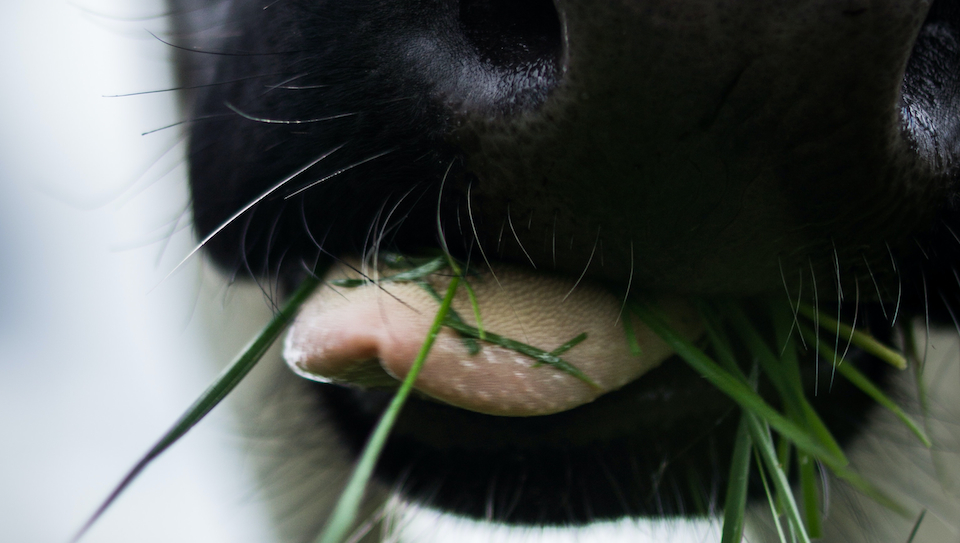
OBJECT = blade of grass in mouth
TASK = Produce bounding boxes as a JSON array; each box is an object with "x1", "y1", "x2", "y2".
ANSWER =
[
  {"x1": 720, "y1": 414, "x2": 753, "y2": 543},
  {"x1": 630, "y1": 300, "x2": 846, "y2": 468},
  {"x1": 797, "y1": 302, "x2": 907, "y2": 369},
  {"x1": 316, "y1": 271, "x2": 463, "y2": 543},
  {"x1": 69, "y1": 273, "x2": 322, "y2": 543}
]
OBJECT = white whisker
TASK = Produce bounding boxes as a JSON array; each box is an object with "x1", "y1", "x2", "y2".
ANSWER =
[
  {"x1": 562, "y1": 226, "x2": 601, "y2": 302},
  {"x1": 616, "y1": 239, "x2": 635, "y2": 326},
  {"x1": 285, "y1": 148, "x2": 396, "y2": 198},
  {"x1": 887, "y1": 242, "x2": 903, "y2": 326},
  {"x1": 467, "y1": 183, "x2": 503, "y2": 290},
  {"x1": 158, "y1": 144, "x2": 345, "y2": 286},
  {"x1": 507, "y1": 204, "x2": 536, "y2": 268},
  {"x1": 436, "y1": 159, "x2": 458, "y2": 257},
  {"x1": 778, "y1": 257, "x2": 805, "y2": 353},
  {"x1": 862, "y1": 253, "x2": 888, "y2": 320},
  {"x1": 225, "y1": 101, "x2": 357, "y2": 124}
]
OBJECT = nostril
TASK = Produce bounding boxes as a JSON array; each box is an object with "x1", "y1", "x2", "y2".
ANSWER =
[
  {"x1": 458, "y1": 0, "x2": 563, "y2": 70},
  {"x1": 447, "y1": 0, "x2": 563, "y2": 111},
  {"x1": 900, "y1": 0, "x2": 960, "y2": 173}
]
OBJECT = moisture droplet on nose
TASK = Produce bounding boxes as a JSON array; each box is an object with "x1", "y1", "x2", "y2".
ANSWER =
[{"x1": 283, "y1": 260, "x2": 702, "y2": 416}]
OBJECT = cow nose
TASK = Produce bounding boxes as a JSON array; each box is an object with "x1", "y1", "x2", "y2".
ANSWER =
[
  {"x1": 429, "y1": 0, "x2": 945, "y2": 296},
  {"x1": 455, "y1": 0, "x2": 563, "y2": 109}
]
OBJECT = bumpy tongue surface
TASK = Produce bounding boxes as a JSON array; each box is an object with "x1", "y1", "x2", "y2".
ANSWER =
[{"x1": 283, "y1": 260, "x2": 700, "y2": 416}]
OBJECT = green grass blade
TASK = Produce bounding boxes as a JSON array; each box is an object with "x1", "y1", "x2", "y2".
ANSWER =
[
  {"x1": 798, "y1": 453, "x2": 823, "y2": 538},
  {"x1": 693, "y1": 301, "x2": 737, "y2": 368},
  {"x1": 726, "y1": 302, "x2": 849, "y2": 466},
  {"x1": 548, "y1": 332, "x2": 588, "y2": 357},
  {"x1": 623, "y1": 313, "x2": 643, "y2": 356},
  {"x1": 631, "y1": 301, "x2": 847, "y2": 469},
  {"x1": 747, "y1": 414, "x2": 812, "y2": 543},
  {"x1": 906, "y1": 510, "x2": 927, "y2": 543},
  {"x1": 330, "y1": 256, "x2": 448, "y2": 289},
  {"x1": 722, "y1": 301, "x2": 805, "y2": 415},
  {"x1": 721, "y1": 414, "x2": 753, "y2": 543},
  {"x1": 754, "y1": 447, "x2": 789, "y2": 543},
  {"x1": 797, "y1": 324, "x2": 931, "y2": 447},
  {"x1": 440, "y1": 318, "x2": 599, "y2": 387},
  {"x1": 797, "y1": 302, "x2": 907, "y2": 369},
  {"x1": 70, "y1": 274, "x2": 322, "y2": 543},
  {"x1": 417, "y1": 281, "x2": 481, "y2": 355},
  {"x1": 461, "y1": 278, "x2": 486, "y2": 340},
  {"x1": 317, "y1": 274, "x2": 462, "y2": 543}
]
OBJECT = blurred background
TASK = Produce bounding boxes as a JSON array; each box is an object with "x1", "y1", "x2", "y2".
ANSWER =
[{"x1": 0, "y1": 1, "x2": 279, "y2": 541}]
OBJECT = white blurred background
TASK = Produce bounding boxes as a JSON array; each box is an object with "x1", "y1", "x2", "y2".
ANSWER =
[{"x1": 0, "y1": 1, "x2": 278, "y2": 541}]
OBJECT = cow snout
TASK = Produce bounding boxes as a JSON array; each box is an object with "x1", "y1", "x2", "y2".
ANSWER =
[{"x1": 400, "y1": 0, "x2": 948, "y2": 295}]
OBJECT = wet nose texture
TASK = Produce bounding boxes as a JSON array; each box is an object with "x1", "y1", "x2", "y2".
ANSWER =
[
  {"x1": 459, "y1": 0, "x2": 562, "y2": 73},
  {"x1": 421, "y1": 0, "x2": 565, "y2": 112}
]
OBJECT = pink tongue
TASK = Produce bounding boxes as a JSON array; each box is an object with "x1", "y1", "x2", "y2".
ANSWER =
[{"x1": 283, "y1": 261, "x2": 700, "y2": 416}]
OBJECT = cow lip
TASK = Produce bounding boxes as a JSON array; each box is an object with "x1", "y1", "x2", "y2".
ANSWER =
[{"x1": 283, "y1": 256, "x2": 704, "y2": 417}]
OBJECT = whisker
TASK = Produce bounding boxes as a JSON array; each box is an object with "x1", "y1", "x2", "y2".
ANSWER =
[
  {"x1": 225, "y1": 101, "x2": 357, "y2": 124},
  {"x1": 862, "y1": 253, "x2": 888, "y2": 320},
  {"x1": 362, "y1": 196, "x2": 392, "y2": 282},
  {"x1": 562, "y1": 226, "x2": 601, "y2": 302},
  {"x1": 464, "y1": 183, "x2": 532, "y2": 343},
  {"x1": 147, "y1": 29, "x2": 293, "y2": 57},
  {"x1": 260, "y1": 72, "x2": 321, "y2": 93},
  {"x1": 506, "y1": 204, "x2": 537, "y2": 268},
  {"x1": 833, "y1": 276, "x2": 860, "y2": 390},
  {"x1": 141, "y1": 113, "x2": 232, "y2": 136},
  {"x1": 497, "y1": 218, "x2": 507, "y2": 254},
  {"x1": 435, "y1": 159, "x2": 458, "y2": 257},
  {"x1": 832, "y1": 241, "x2": 843, "y2": 301},
  {"x1": 285, "y1": 148, "x2": 395, "y2": 198},
  {"x1": 159, "y1": 145, "x2": 344, "y2": 285},
  {"x1": 103, "y1": 73, "x2": 284, "y2": 98},
  {"x1": 778, "y1": 257, "x2": 805, "y2": 352},
  {"x1": 467, "y1": 182, "x2": 503, "y2": 290},
  {"x1": 238, "y1": 207, "x2": 273, "y2": 306},
  {"x1": 616, "y1": 239, "x2": 635, "y2": 326},
  {"x1": 831, "y1": 246, "x2": 843, "y2": 391},
  {"x1": 887, "y1": 242, "x2": 903, "y2": 326},
  {"x1": 372, "y1": 188, "x2": 419, "y2": 278}
]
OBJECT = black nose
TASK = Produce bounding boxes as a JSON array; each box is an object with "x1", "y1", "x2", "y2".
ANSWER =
[
  {"x1": 457, "y1": 0, "x2": 563, "y2": 98},
  {"x1": 426, "y1": 0, "x2": 954, "y2": 296},
  {"x1": 401, "y1": 0, "x2": 564, "y2": 113}
]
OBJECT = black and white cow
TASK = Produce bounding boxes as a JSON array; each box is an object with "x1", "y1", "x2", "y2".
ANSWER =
[{"x1": 165, "y1": 0, "x2": 960, "y2": 541}]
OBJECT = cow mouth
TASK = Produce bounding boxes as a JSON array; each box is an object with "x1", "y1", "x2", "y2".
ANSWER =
[
  {"x1": 281, "y1": 251, "x2": 892, "y2": 524},
  {"x1": 283, "y1": 257, "x2": 704, "y2": 417}
]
